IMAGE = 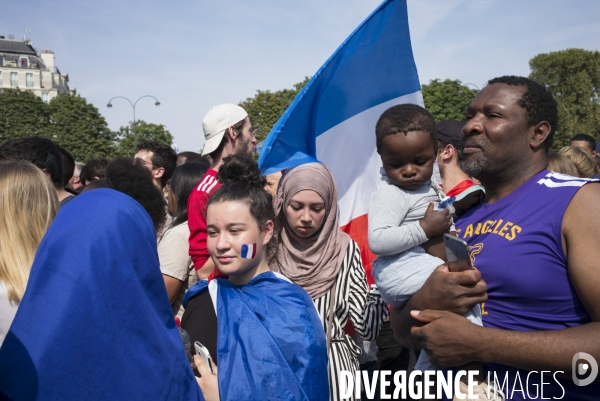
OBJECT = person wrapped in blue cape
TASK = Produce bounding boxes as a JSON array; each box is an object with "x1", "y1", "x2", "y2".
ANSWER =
[
  {"x1": 181, "y1": 161, "x2": 329, "y2": 401},
  {"x1": 0, "y1": 189, "x2": 203, "y2": 401},
  {"x1": 183, "y1": 271, "x2": 329, "y2": 401}
]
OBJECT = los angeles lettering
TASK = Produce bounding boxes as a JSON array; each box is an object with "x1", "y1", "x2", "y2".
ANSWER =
[{"x1": 458, "y1": 220, "x2": 522, "y2": 241}]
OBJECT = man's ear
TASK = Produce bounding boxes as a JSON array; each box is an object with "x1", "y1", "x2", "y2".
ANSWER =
[
  {"x1": 439, "y1": 144, "x2": 454, "y2": 161},
  {"x1": 531, "y1": 121, "x2": 551, "y2": 150},
  {"x1": 153, "y1": 167, "x2": 165, "y2": 179},
  {"x1": 227, "y1": 126, "x2": 237, "y2": 142}
]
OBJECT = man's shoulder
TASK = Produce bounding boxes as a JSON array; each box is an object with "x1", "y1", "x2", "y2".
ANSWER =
[
  {"x1": 534, "y1": 171, "x2": 598, "y2": 190},
  {"x1": 564, "y1": 180, "x2": 600, "y2": 216},
  {"x1": 189, "y1": 170, "x2": 221, "y2": 203}
]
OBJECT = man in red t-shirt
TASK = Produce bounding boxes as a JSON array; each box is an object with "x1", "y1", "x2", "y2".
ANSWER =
[
  {"x1": 188, "y1": 104, "x2": 256, "y2": 279},
  {"x1": 436, "y1": 119, "x2": 485, "y2": 215}
]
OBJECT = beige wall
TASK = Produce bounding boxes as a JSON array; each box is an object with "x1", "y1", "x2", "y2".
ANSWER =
[{"x1": 0, "y1": 50, "x2": 73, "y2": 102}]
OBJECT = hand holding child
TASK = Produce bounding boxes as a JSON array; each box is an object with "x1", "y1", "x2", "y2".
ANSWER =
[{"x1": 419, "y1": 202, "x2": 452, "y2": 238}]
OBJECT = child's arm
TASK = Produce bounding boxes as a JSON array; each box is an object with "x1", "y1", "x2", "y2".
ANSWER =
[
  {"x1": 421, "y1": 234, "x2": 448, "y2": 261},
  {"x1": 368, "y1": 184, "x2": 429, "y2": 256},
  {"x1": 419, "y1": 202, "x2": 453, "y2": 239}
]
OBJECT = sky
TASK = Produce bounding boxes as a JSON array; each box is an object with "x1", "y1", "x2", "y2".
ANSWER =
[{"x1": 2, "y1": 0, "x2": 599, "y2": 155}]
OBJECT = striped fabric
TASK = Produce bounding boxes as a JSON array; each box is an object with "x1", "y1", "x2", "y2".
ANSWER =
[
  {"x1": 196, "y1": 174, "x2": 219, "y2": 193},
  {"x1": 313, "y1": 240, "x2": 388, "y2": 401}
]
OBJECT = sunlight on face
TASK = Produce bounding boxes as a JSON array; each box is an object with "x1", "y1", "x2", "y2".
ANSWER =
[{"x1": 206, "y1": 200, "x2": 272, "y2": 284}]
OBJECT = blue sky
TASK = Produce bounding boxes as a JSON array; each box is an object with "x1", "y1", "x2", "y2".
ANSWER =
[{"x1": 2, "y1": 0, "x2": 599, "y2": 155}]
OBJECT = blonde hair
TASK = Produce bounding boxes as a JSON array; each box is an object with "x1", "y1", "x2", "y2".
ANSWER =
[
  {"x1": 547, "y1": 153, "x2": 579, "y2": 177},
  {"x1": 0, "y1": 160, "x2": 59, "y2": 305},
  {"x1": 559, "y1": 146, "x2": 600, "y2": 178}
]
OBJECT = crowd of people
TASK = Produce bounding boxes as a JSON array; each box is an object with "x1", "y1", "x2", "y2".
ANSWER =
[{"x1": 0, "y1": 75, "x2": 598, "y2": 401}]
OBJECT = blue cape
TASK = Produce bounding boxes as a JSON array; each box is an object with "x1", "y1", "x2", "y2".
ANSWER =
[
  {"x1": 0, "y1": 189, "x2": 203, "y2": 401},
  {"x1": 187, "y1": 273, "x2": 329, "y2": 401}
]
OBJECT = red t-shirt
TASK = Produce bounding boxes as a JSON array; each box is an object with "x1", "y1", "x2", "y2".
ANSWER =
[
  {"x1": 187, "y1": 169, "x2": 221, "y2": 270},
  {"x1": 445, "y1": 179, "x2": 477, "y2": 197}
]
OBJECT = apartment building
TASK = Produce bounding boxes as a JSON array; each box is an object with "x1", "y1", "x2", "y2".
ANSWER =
[{"x1": 0, "y1": 36, "x2": 75, "y2": 102}]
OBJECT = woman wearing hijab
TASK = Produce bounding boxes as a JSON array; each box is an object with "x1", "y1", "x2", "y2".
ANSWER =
[
  {"x1": 270, "y1": 163, "x2": 387, "y2": 401},
  {"x1": 0, "y1": 189, "x2": 205, "y2": 400}
]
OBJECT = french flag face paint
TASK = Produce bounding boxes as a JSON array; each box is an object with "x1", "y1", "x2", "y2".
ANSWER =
[{"x1": 241, "y1": 243, "x2": 257, "y2": 259}]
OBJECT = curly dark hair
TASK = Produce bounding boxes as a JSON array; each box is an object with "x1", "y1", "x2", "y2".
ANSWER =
[
  {"x1": 80, "y1": 158, "x2": 109, "y2": 185},
  {"x1": 105, "y1": 157, "x2": 166, "y2": 233},
  {"x1": 0, "y1": 136, "x2": 63, "y2": 188},
  {"x1": 135, "y1": 140, "x2": 177, "y2": 188},
  {"x1": 209, "y1": 155, "x2": 272, "y2": 227},
  {"x1": 487, "y1": 76, "x2": 558, "y2": 151},
  {"x1": 375, "y1": 104, "x2": 437, "y2": 152},
  {"x1": 216, "y1": 155, "x2": 267, "y2": 188}
]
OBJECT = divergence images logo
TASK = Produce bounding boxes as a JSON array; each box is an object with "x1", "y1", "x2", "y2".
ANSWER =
[{"x1": 572, "y1": 352, "x2": 598, "y2": 386}]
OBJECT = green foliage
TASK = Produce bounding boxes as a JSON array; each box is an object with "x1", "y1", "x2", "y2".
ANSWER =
[
  {"x1": 529, "y1": 48, "x2": 600, "y2": 150},
  {"x1": 0, "y1": 89, "x2": 50, "y2": 141},
  {"x1": 239, "y1": 77, "x2": 311, "y2": 144},
  {"x1": 0, "y1": 90, "x2": 116, "y2": 161},
  {"x1": 115, "y1": 120, "x2": 174, "y2": 156},
  {"x1": 421, "y1": 79, "x2": 478, "y2": 122},
  {"x1": 46, "y1": 94, "x2": 116, "y2": 161}
]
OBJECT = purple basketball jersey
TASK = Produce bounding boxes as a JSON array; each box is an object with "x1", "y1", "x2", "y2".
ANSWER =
[{"x1": 456, "y1": 169, "x2": 599, "y2": 400}]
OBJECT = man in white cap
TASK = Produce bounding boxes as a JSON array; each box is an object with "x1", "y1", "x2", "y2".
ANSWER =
[{"x1": 187, "y1": 104, "x2": 256, "y2": 279}]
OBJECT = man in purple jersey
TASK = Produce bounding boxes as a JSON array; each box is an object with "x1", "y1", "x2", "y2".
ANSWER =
[{"x1": 390, "y1": 76, "x2": 600, "y2": 400}]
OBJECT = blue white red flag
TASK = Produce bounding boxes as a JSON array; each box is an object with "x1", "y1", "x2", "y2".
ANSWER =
[
  {"x1": 258, "y1": 0, "x2": 423, "y2": 282},
  {"x1": 241, "y1": 243, "x2": 256, "y2": 259}
]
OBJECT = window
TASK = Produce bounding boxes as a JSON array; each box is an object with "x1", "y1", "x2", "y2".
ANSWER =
[
  {"x1": 0, "y1": 56, "x2": 3, "y2": 67},
  {"x1": 10, "y1": 72, "x2": 18, "y2": 87},
  {"x1": 42, "y1": 93, "x2": 49, "y2": 103},
  {"x1": 20, "y1": 58, "x2": 28, "y2": 68},
  {"x1": 26, "y1": 73, "x2": 33, "y2": 88}
]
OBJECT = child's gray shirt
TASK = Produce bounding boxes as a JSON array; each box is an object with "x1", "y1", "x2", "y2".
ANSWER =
[{"x1": 368, "y1": 174, "x2": 450, "y2": 256}]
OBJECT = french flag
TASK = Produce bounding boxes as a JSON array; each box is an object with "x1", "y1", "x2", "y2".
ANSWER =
[
  {"x1": 241, "y1": 243, "x2": 256, "y2": 259},
  {"x1": 258, "y1": 0, "x2": 422, "y2": 282}
]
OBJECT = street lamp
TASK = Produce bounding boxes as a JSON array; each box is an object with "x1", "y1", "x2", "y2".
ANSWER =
[
  {"x1": 106, "y1": 95, "x2": 161, "y2": 152},
  {"x1": 457, "y1": 83, "x2": 480, "y2": 96}
]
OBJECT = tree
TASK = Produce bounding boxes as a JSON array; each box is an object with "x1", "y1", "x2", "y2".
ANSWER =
[
  {"x1": 529, "y1": 48, "x2": 600, "y2": 150},
  {"x1": 46, "y1": 94, "x2": 116, "y2": 161},
  {"x1": 421, "y1": 79, "x2": 479, "y2": 122},
  {"x1": 239, "y1": 77, "x2": 311, "y2": 144},
  {"x1": 0, "y1": 89, "x2": 50, "y2": 142},
  {"x1": 115, "y1": 120, "x2": 174, "y2": 156}
]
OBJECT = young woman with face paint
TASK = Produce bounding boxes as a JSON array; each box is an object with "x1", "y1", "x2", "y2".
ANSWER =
[
  {"x1": 269, "y1": 163, "x2": 388, "y2": 401},
  {"x1": 181, "y1": 156, "x2": 329, "y2": 401}
]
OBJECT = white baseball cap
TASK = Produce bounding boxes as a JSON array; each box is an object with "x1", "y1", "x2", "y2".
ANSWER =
[{"x1": 201, "y1": 104, "x2": 248, "y2": 156}]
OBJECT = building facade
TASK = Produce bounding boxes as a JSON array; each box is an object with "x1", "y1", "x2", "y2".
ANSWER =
[{"x1": 0, "y1": 36, "x2": 75, "y2": 102}]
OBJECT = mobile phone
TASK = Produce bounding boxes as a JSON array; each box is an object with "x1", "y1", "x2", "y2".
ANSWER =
[
  {"x1": 194, "y1": 341, "x2": 213, "y2": 374},
  {"x1": 443, "y1": 233, "x2": 471, "y2": 268}
]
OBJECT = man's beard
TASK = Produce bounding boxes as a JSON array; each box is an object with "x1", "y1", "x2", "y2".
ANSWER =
[
  {"x1": 234, "y1": 135, "x2": 253, "y2": 159},
  {"x1": 460, "y1": 153, "x2": 488, "y2": 179}
]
